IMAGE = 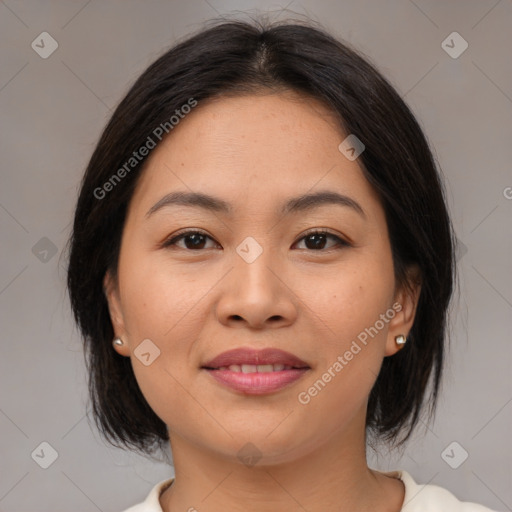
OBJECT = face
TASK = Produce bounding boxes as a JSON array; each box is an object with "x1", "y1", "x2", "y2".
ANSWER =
[{"x1": 104, "y1": 92, "x2": 420, "y2": 465}]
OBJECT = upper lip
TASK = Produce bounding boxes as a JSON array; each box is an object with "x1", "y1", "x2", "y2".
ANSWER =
[{"x1": 202, "y1": 348, "x2": 310, "y2": 369}]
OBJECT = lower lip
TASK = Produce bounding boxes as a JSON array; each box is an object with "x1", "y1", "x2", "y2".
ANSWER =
[{"x1": 203, "y1": 368, "x2": 309, "y2": 395}]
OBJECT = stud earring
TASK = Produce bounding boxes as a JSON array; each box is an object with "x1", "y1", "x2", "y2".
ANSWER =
[
  {"x1": 395, "y1": 334, "x2": 407, "y2": 349},
  {"x1": 113, "y1": 337, "x2": 124, "y2": 348}
]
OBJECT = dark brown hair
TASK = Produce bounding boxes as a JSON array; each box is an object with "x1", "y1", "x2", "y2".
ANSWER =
[{"x1": 66, "y1": 17, "x2": 456, "y2": 457}]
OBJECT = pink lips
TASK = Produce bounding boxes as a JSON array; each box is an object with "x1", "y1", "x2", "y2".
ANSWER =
[
  {"x1": 202, "y1": 348, "x2": 310, "y2": 395},
  {"x1": 203, "y1": 348, "x2": 309, "y2": 369}
]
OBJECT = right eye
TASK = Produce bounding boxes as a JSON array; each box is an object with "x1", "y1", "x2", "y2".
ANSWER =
[{"x1": 161, "y1": 230, "x2": 220, "y2": 251}]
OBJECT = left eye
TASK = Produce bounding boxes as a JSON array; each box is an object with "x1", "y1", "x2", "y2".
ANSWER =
[
  {"x1": 294, "y1": 231, "x2": 349, "y2": 251},
  {"x1": 162, "y1": 231, "x2": 218, "y2": 250},
  {"x1": 162, "y1": 230, "x2": 349, "y2": 251}
]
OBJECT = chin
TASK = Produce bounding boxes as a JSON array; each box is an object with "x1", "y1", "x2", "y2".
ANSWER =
[{"x1": 204, "y1": 427, "x2": 315, "y2": 467}]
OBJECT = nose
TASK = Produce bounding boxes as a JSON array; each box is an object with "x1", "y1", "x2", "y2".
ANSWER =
[{"x1": 215, "y1": 247, "x2": 298, "y2": 330}]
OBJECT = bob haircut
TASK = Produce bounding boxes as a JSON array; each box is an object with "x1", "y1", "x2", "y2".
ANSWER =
[{"x1": 66, "y1": 17, "x2": 456, "y2": 457}]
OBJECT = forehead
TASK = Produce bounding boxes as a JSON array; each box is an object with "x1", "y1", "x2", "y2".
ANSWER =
[
  {"x1": 127, "y1": 93, "x2": 380, "y2": 220},
  {"x1": 169, "y1": 92, "x2": 344, "y2": 162}
]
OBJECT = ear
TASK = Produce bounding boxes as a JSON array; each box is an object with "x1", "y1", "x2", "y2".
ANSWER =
[
  {"x1": 103, "y1": 270, "x2": 130, "y2": 357},
  {"x1": 384, "y1": 264, "x2": 422, "y2": 357}
]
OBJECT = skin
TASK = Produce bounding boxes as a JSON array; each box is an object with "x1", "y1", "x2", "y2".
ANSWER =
[{"x1": 104, "y1": 91, "x2": 421, "y2": 512}]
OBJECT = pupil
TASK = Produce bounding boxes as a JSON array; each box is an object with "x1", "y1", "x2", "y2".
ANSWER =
[
  {"x1": 307, "y1": 234, "x2": 326, "y2": 249},
  {"x1": 187, "y1": 234, "x2": 205, "y2": 249}
]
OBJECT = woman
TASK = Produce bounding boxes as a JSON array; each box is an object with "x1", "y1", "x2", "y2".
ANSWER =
[{"x1": 66, "y1": 18, "x2": 498, "y2": 512}]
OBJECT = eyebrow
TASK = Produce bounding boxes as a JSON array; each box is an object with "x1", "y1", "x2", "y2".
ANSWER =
[{"x1": 145, "y1": 190, "x2": 366, "y2": 219}]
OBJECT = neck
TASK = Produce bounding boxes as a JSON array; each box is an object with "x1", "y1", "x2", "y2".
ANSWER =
[{"x1": 160, "y1": 412, "x2": 404, "y2": 512}]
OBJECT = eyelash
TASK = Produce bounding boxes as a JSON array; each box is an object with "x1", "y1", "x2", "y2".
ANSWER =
[{"x1": 161, "y1": 228, "x2": 351, "y2": 252}]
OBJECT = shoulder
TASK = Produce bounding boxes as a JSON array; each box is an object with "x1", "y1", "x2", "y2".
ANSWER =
[
  {"x1": 389, "y1": 470, "x2": 499, "y2": 512},
  {"x1": 120, "y1": 477, "x2": 174, "y2": 512}
]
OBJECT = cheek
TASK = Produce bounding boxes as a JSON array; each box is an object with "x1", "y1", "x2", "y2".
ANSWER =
[
  {"x1": 118, "y1": 251, "x2": 211, "y2": 419},
  {"x1": 299, "y1": 251, "x2": 395, "y2": 343},
  {"x1": 119, "y1": 249, "x2": 205, "y2": 340},
  {"x1": 296, "y1": 252, "x2": 395, "y2": 403}
]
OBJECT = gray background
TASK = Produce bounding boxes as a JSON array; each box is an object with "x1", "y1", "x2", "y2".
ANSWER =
[{"x1": 1, "y1": 0, "x2": 511, "y2": 511}]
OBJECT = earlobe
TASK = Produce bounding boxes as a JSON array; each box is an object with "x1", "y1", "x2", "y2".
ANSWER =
[{"x1": 385, "y1": 265, "x2": 422, "y2": 357}]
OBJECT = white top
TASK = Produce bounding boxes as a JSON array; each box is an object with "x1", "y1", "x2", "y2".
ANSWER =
[{"x1": 121, "y1": 470, "x2": 498, "y2": 511}]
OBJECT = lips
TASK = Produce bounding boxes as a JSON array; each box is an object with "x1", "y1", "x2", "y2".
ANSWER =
[
  {"x1": 202, "y1": 348, "x2": 309, "y2": 370},
  {"x1": 202, "y1": 348, "x2": 310, "y2": 395}
]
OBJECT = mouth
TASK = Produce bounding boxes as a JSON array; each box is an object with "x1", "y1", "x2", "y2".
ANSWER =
[
  {"x1": 201, "y1": 348, "x2": 310, "y2": 395},
  {"x1": 203, "y1": 363, "x2": 307, "y2": 372},
  {"x1": 202, "y1": 347, "x2": 310, "y2": 369}
]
